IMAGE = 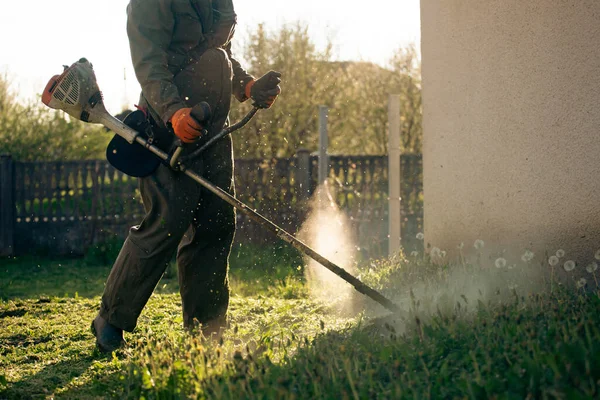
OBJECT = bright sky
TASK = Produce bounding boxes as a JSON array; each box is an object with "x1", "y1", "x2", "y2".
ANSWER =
[{"x1": 0, "y1": 0, "x2": 420, "y2": 113}]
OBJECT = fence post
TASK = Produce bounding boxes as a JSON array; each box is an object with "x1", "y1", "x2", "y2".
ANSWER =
[
  {"x1": 296, "y1": 148, "x2": 312, "y2": 202},
  {"x1": 388, "y1": 95, "x2": 402, "y2": 257},
  {"x1": 318, "y1": 105, "x2": 329, "y2": 186},
  {"x1": 0, "y1": 154, "x2": 15, "y2": 256}
]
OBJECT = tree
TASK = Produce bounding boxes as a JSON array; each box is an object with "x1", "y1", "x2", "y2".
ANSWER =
[
  {"x1": 229, "y1": 24, "x2": 422, "y2": 158},
  {"x1": 230, "y1": 23, "x2": 340, "y2": 158},
  {"x1": 0, "y1": 24, "x2": 422, "y2": 161},
  {"x1": 332, "y1": 45, "x2": 422, "y2": 154}
]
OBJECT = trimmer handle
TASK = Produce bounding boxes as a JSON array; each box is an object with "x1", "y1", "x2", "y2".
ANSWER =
[
  {"x1": 191, "y1": 101, "x2": 212, "y2": 126},
  {"x1": 170, "y1": 101, "x2": 212, "y2": 168}
]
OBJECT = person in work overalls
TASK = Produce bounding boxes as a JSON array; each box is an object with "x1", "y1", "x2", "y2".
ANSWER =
[{"x1": 91, "y1": 0, "x2": 281, "y2": 353}]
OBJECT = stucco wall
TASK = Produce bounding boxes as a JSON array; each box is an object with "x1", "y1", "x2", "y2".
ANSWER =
[{"x1": 421, "y1": 0, "x2": 600, "y2": 263}]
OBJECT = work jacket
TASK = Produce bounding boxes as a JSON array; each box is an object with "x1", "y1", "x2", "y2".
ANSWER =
[{"x1": 126, "y1": 0, "x2": 254, "y2": 124}]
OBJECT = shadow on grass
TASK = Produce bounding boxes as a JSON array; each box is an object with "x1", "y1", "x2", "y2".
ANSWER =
[
  {"x1": 0, "y1": 355, "x2": 105, "y2": 399},
  {"x1": 0, "y1": 257, "x2": 180, "y2": 301}
]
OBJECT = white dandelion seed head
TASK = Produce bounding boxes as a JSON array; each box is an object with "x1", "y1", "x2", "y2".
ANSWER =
[
  {"x1": 410, "y1": 251, "x2": 419, "y2": 258},
  {"x1": 595, "y1": 249, "x2": 600, "y2": 261},
  {"x1": 416, "y1": 232, "x2": 424, "y2": 241},
  {"x1": 495, "y1": 257, "x2": 507, "y2": 269},
  {"x1": 457, "y1": 242, "x2": 464, "y2": 250},
  {"x1": 548, "y1": 256, "x2": 559, "y2": 267},
  {"x1": 586, "y1": 262, "x2": 598, "y2": 273},
  {"x1": 474, "y1": 239, "x2": 485, "y2": 250},
  {"x1": 521, "y1": 250, "x2": 534, "y2": 263},
  {"x1": 440, "y1": 250, "x2": 447, "y2": 258},
  {"x1": 563, "y1": 260, "x2": 576, "y2": 272},
  {"x1": 577, "y1": 278, "x2": 587, "y2": 289},
  {"x1": 430, "y1": 247, "x2": 441, "y2": 258},
  {"x1": 556, "y1": 249, "x2": 565, "y2": 258}
]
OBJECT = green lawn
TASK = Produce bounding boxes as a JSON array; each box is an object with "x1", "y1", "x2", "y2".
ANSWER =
[{"x1": 1, "y1": 245, "x2": 599, "y2": 399}]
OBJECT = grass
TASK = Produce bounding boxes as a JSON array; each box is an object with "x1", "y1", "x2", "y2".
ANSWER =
[{"x1": 1, "y1": 244, "x2": 600, "y2": 399}]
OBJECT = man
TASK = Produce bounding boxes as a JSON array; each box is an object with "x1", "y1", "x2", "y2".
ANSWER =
[{"x1": 91, "y1": 0, "x2": 281, "y2": 353}]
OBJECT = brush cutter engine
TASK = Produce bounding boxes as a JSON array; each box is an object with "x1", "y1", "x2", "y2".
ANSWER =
[
  {"x1": 42, "y1": 58, "x2": 103, "y2": 124},
  {"x1": 42, "y1": 59, "x2": 139, "y2": 143}
]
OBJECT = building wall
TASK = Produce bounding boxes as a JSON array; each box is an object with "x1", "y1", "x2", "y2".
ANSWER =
[{"x1": 421, "y1": 0, "x2": 600, "y2": 263}]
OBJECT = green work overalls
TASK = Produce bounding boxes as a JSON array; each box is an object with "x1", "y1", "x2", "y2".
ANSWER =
[{"x1": 99, "y1": 0, "x2": 254, "y2": 332}]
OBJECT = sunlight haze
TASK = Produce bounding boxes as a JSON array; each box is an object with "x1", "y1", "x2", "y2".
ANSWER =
[{"x1": 0, "y1": 0, "x2": 420, "y2": 113}]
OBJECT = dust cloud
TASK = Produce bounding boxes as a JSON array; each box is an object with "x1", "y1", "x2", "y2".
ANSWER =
[
  {"x1": 297, "y1": 185, "x2": 557, "y2": 328},
  {"x1": 297, "y1": 183, "x2": 359, "y2": 314},
  {"x1": 370, "y1": 248, "x2": 553, "y2": 334}
]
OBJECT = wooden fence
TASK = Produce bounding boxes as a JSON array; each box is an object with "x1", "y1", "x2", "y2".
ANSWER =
[{"x1": 0, "y1": 152, "x2": 422, "y2": 257}]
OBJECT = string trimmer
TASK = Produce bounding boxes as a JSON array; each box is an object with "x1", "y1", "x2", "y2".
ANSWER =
[{"x1": 42, "y1": 58, "x2": 402, "y2": 314}]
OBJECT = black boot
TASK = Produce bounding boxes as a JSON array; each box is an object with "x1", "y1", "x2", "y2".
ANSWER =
[{"x1": 91, "y1": 315, "x2": 126, "y2": 353}]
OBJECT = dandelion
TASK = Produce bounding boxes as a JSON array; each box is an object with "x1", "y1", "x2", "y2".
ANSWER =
[
  {"x1": 576, "y1": 278, "x2": 587, "y2": 289},
  {"x1": 563, "y1": 260, "x2": 576, "y2": 272},
  {"x1": 430, "y1": 247, "x2": 441, "y2": 258},
  {"x1": 586, "y1": 262, "x2": 598, "y2": 273},
  {"x1": 521, "y1": 250, "x2": 534, "y2": 263},
  {"x1": 457, "y1": 242, "x2": 464, "y2": 250},
  {"x1": 495, "y1": 257, "x2": 507, "y2": 269},
  {"x1": 548, "y1": 256, "x2": 559, "y2": 267},
  {"x1": 556, "y1": 249, "x2": 565, "y2": 258},
  {"x1": 595, "y1": 249, "x2": 600, "y2": 261},
  {"x1": 416, "y1": 232, "x2": 424, "y2": 240},
  {"x1": 440, "y1": 250, "x2": 447, "y2": 258},
  {"x1": 410, "y1": 251, "x2": 419, "y2": 258},
  {"x1": 474, "y1": 239, "x2": 485, "y2": 250}
]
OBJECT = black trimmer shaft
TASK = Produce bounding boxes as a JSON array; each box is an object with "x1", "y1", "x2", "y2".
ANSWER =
[
  {"x1": 40, "y1": 59, "x2": 401, "y2": 314},
  {"x1": 133, "y1": 123, "x2": 402, "y2": 314}
]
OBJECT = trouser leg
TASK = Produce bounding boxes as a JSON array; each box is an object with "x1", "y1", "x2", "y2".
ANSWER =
[
  {"x1": 177, "y1": 135, "x2": 236, "y2": 329},
  {"x1": 172, "y1": 48, "x2": 236, "y2": 329},
  {"x1": 99, "y1": 161, "x2": 203, "y2": 332}
]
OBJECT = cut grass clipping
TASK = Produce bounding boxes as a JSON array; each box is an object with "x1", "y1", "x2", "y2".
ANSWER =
[{"x1": 1, "y1": 242, "x2": 600, "y2": 399}]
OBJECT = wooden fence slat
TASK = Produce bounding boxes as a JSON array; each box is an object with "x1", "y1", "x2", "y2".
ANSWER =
[
  {"x1": 56, "y1": 163, "x2": 63, "y2": 219},
  {"x1": 27, "y1": 165, "x2": 34, "y2": 217},
  {"x1": 47, "y1": 163, "x2": 53, "y2": 217},
  {"x1": 0, "y1": 155, "x2": 15, "y2": 256},
  {"x1": 67, "y1": 164, "x2": 76, "y2": 219},
  {"x1": 16, "y1": 164, "x2": 24, "y2": 219}
]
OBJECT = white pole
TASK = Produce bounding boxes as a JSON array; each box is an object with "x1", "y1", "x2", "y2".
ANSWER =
[
  {"x1": 318, "y1": 105, "x2": 329, "y2": 186},
  {"x1": 388, "y1": 95, "x2": 401, "y2": 257}
]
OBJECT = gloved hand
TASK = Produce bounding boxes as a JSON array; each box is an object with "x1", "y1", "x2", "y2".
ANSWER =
[
  {"x1": 169, "y1": 107, "x2": 204, "y2": 143},
  {"x1": 246, "y1": 71, "x2": 282, "y2": 108}
]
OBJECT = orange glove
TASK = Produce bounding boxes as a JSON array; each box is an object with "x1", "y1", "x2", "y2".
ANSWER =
[{"x1": 169, "y1": 108, "x2": 204, "y2": 143}]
